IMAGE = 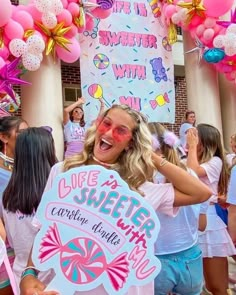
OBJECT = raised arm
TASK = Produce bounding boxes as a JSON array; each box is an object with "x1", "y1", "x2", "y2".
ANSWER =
[
  {"x1": 63, "y1": 97, "x2": 86, "y2": 125},
  {"x1": 152, "y1": 153, "x2": 212, "y2": 206},
  {"x1": 186, "y1": 128, "x2": 207, "y2": 177},
  {"x1": 97, "y1": 98, "x2": 105, "y2": 118}
]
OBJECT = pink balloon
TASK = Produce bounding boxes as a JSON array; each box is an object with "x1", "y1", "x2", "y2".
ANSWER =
[
  {"x1": 203, "y1": 0, "x2": 234, "y2": 17},
  {"x1": 0, "y1": 0, "x2": 12, "y2": 27},
  {"x1": 164, "y1": 5, "x2": 176, "y2": 18},
  {"x1": 0, "y1": 57, "x2": 6, "y2": 69},
  {"x1": 56, "y1": 37, "x2": 80, "y2": 63},
  {"x1": 196, "y1": 24, "x2": 205, "y2": 37},
  {"x1": 61, "y1": 0, "x2": 69, "y2": 8},
  {"x1": 65, "y1": 23, "x2": 78, "y2": 38},
  {"x1": 57, "y1": 9, "x2": 73, "y2": 26},
  {"x1": 12, "y1": 11, "x2": 34, "y2": 30},
  {"x1": 190, "y1": 15, "x2": 202, "y2": 27},
  {"x1": 4, "y1": 19, "x2": 24, "y2": 40},
  {"x1": 0, "y1": 46, "x2": 9, "y2": 60},
  {"x1": 203, "y1": 28, "x2": 215, "y2": 40},
  {"x1": 67, "y1": 2, "x2": 80, "y2": 16},
  {"x1": 91, "y1": 7, "x2": 112, "y2": 19},
  {"x1": 24, "y1": 4, "x2": 42, "y2": 22}
]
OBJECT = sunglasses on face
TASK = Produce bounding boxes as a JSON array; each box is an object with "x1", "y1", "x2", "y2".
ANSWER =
[{"x1": 96, "y1": 118, "x2": 133, "y2": 142}]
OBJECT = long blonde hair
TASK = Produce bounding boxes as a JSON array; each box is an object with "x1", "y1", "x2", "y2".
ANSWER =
[
  {"x1": 64, "y1": 105, "x2": 155, "y2": 191},
  {"x1": 148, "y1": 122, "x2": 185, "y2": 169}
]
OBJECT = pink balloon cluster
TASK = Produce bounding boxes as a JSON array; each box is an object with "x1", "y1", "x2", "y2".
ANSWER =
[
  {"x1": 162, "y1": 0, "x2": 236, "y2": 83},
  {"x1": 0, "y1": 0, "x2": 114, "y2": 71}
]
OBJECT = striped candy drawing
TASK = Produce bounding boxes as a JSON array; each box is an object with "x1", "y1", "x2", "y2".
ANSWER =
[{"x1": 39, "y1": 223, "x2": 129, "y2": 290}]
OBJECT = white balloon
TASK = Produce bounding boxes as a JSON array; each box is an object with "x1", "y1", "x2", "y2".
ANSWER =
[
  {"x1": 171, "y1": 13, "x2": 180, "y2": 25},
  {"x1": 50, "y1": 0, "x2": 63, "y2": 15},
  {"x1": 37, "y1": 53, "x2": 43, "y2": 62},
  {"x1": 225, "y1": 45, "x2": 236, "y2": 57},
  {"x1": 9, "y1": 39, "x2": 28, "y2": 57},
  {"x1": 34, "y1": 0, "x2": 51, "y2": 13},
  {"x1": 227, "y1": 24, "x2": 236, "y2": 34},
  {"x1": 27, "y1": 35, "x2": 45, "y2": 54},
  {"x1": 42, "y1": 12, "x2": 57, "y2": 29},
  {"x1": 213, "y1": 35, "x2": 225, "y2": 48},
  {"x1": 22, "y1": 53, "x2": 41, "y2": 71}
]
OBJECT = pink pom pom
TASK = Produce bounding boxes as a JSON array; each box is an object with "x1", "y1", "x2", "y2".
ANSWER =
[
  {"x1": 151, "y1": 135, "x2": 161, "y2": 151},
  {"x1": 163, "y1": 131, "x2": 180, "y2": 148}
]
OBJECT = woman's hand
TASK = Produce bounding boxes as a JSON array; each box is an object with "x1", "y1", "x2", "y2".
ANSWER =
[
  {"x1": 20, "y1": 275, "x2": 59, "y2": 295},
  {"x1": 77, "y1": 97, "x2": 86, "y2": 105},
  {"x1": 186, "y1": 128, "x2": 198, "y2": 149}
]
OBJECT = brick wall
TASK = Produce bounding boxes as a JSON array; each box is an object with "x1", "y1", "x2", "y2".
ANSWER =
[
  {"x1": 61, "y1": 64, "x2": 81, "y2": 85},
  {"x1": 163, "y1": 76, "x2": 188, "y2": 136},
  {"x1": 10, "y1": 0, "x2": 19, "y2": 5}
]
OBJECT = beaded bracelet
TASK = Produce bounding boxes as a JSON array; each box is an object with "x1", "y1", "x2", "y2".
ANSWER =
[{"x1": 21, "y1": 267, "x2": 38, "y2": 280}]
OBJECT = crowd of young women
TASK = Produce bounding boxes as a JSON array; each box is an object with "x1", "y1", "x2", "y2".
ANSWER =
[{"x1": 0, "y1": 104, "x2": 235, "y2": 295}]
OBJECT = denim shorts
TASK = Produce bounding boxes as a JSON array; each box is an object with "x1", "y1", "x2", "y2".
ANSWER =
[{"x1": 154, "y1": 244, "x2": 203, "y2": 295}]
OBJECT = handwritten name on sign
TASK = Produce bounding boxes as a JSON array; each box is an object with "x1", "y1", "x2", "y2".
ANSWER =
[{"x1": 32, "y1": 165, "x2": 161, "y2": 294}]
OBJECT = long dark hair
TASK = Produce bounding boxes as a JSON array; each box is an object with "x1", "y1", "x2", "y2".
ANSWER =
[
  {"x1": 0, "y1": 116, "x2": 27, "y2": 151},
  {"x1": 3, "y1": 127, "x2": 58, "y2": 214},
  {"x1": 69, "y1": 106, "x2": 85, "y2": 127}
]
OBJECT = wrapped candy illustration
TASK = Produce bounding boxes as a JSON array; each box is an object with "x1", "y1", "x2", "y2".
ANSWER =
[{"x1": 39, "y1": 223, "x2": 129, "y2": 290}]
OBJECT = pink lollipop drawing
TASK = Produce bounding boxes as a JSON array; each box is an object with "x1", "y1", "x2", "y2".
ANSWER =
[
  {"x1": 88, "y1": 83, "x2": 110, "y2": 107},
  {"x1": 39, "y1": 223, "x2": 129, "y2": 291}
]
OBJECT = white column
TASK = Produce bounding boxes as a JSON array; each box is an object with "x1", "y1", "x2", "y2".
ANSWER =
[
  {"x1": 218, "y1": 2, "x2": 236, "y2": 151},
  {"x1": 21, "y1": 56, "x2": 64, "y2": 160},
  {"x1": 183, "y1": 31, "x2": 223, "y2": 134},
  {"x1": 219, "y1": 74, "x2": 236, "y2": 150}
]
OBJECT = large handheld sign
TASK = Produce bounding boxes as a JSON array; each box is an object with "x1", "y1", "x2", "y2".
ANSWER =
[{"x1": 32, "y1": 165, "x2": 161, "y2": 294}]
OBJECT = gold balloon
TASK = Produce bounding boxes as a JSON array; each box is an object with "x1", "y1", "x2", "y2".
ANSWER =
[
  {"x1": 0, "y1": 28, "x2": 4, "y2": 49},
  {"x1": 168, "y1": 22, "x2": 177, "y2": 44},
  {"x1": 35, "y1": 22, "x2": 71, "y2": 59},
  {"x1": 24, "y1": 29, "x2": 35, "y2": 39},
  {"x1": 177, "y1": 0, "x2": 206, "y2": 23}
]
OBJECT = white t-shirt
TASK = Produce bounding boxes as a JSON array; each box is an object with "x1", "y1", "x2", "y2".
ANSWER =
[
  {"x1": 226, "y1": 153, "x2": 236, "y2": 167},
  {"x1": 200, "y1": 156, "x2": 222, "y2": 203},
  {"x1": 179, "y1": 123, "x2": 193, "y2": 150},
  {"x1": 227, "y1": 165, "x2": 236, "y2": 205},
  {"x1": 2, "y1": 209, "x2": 38, "y2": 289},
  {"x1": 153, "y1": 169, "x2": 202, "y2": 255},
  {"x1": 64, "y1": 120, "x2": 90, "y2": 157}
]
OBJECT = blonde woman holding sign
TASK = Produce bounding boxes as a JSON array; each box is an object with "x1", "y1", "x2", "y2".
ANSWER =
[{"x1": 20, "y1": 105, "x2": 212, "y2": 295}]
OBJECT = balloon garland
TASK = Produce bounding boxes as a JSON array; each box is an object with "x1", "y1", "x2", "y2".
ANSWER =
[
  {"x1": 0, "y1": 0, "x2": 236, "y2": 104},
  {"x1": 161, "y1": 0, "x2": 236, "y2": 82},
  {"x1": 0, "y1": 0, "x2": 114, "y2": 102}
]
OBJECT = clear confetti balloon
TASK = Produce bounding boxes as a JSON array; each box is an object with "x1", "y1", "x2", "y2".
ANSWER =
[{"x1": 9, "y1": 39, "x2": 28, "y2": 57}]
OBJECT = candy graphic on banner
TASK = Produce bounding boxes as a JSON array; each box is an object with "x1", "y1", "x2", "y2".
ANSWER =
[
  {"x1": 88, "y1": 83, "x2": 111, "y2": 107},
  {"x1": 32, "y1": 165, "x2": 161, "y2": 295},
  {"x1": 93, "y1": 53, "x2": 110, "y2": 69}
]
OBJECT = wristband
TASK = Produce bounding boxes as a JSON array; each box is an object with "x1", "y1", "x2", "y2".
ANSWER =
[
  {"x1": 21, "y1": 268, "x2": 38, "y2": 280},
  {"x1": 159, "y1": 158, "x2": 168, "y2": 167}
]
